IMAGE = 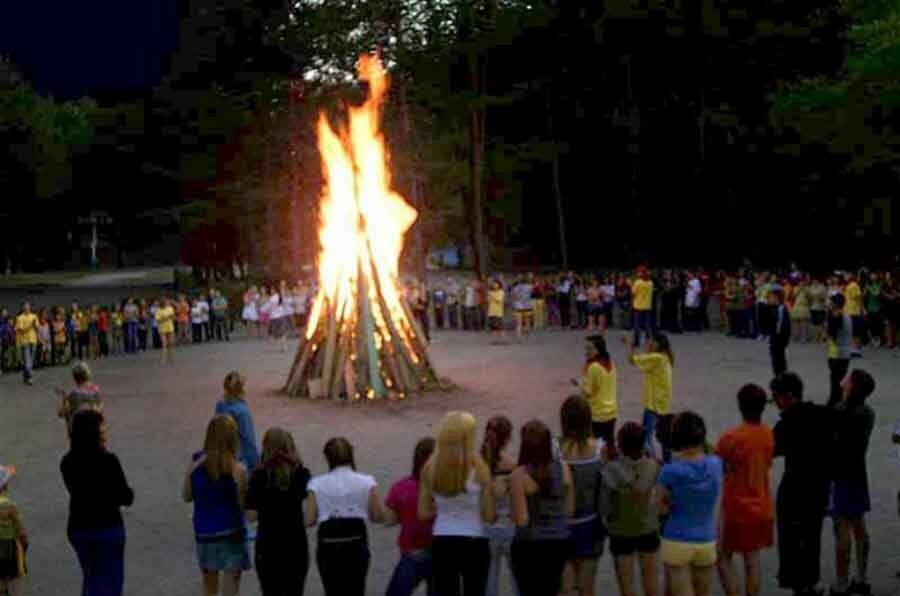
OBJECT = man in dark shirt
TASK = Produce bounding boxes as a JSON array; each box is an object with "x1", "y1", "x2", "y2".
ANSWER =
[
  {"x1": 769, "y1": 286, "x2": 792, "y2": 377},
  {"x1": 828, "y1": 369, "x2": 876, "y2": 596},
  {"x1": 771, "y1": 372, "x2": 833, "y2": 596}
]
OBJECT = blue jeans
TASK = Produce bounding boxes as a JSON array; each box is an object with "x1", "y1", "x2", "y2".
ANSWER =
[
  {"x1": 69, "y1": 525, "x2": 126, "y2": 596},
  {"x1": 124, "y1": 322, "x2": 137, "y2": 353},
  {"x1": 385, "y1": 549, "x2": 434, "y2": 596},
  {"x1": 486, "y1": 525, "x2": 518, "y2": 596},
  {"x1": 19, "y1": 343, "x2": 35, "y2": 381},
  {"x1": 633, "y1": 310, "x2": 653, "y2": 347}
]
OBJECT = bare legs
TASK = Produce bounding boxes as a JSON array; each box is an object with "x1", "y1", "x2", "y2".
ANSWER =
[
  {"x1": 613, "y1": 552, "x2": 660, "y2": 596},
  {"x1": 667, "y1": 565, "x2": 713, "y2": 596},
  {"x1": 834, "y1": 517, "x2": 870, "y2": 591},
  {"x1": 717, "y1": 549, "x2": 761, "y2": 596},
  {"x1": 202, "y1": 570, "x2": 242, "y2": 596}
]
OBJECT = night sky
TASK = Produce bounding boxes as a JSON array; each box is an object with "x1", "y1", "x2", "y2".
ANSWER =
[{"x1": 0, "y1": 0, "x2": 179, "y2": 99}]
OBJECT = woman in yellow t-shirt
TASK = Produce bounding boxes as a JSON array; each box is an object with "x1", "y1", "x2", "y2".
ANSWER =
[
  {"x1": 155, "y1": 298, "x2": 176, "y2": 365},
  {"x1": 487, "y1": 280, "x2": 506, "y2": 343},
  {"x1": 622, "y1": 332, "x2": 673, "y2": 459},
  {"x1": 576, "y1": 334, "x2": 618, "y2": 444}
]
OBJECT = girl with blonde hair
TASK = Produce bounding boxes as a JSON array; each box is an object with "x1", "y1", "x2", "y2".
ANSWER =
[
  {"x1": 246, "y1": 428, "x2": 311, "y2": 595},
  {"x1": 183, "y1": 415, "x2": 249, "y2": 596},
  {"x1": 419, "y1": 411, "x2": 495, "y2": 595}
]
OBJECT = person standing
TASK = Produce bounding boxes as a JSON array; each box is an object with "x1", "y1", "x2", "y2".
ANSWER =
[
  {"x1": 191, "y1": 298, "x2": 206, "y2": 344},
  {"x1": 684, "y1": 272, "x2": 702, "y2": 333},
  {"x1": 827, "y1": 370, "x2": 876, "y2": 596},
  {"x1": 826, "y1": 295, "x2": 853, "y2": 407},
  {"x1": 384, "y1": 437, "x2": 437, "y2": 596},
  {"x1": 622, "y1": 333, "x2": 674, "y2": 459},
  {"x1": 481, "y1": 417, "x2": 518, "y2": 596},
  {"x1": 245, "y1": 428, "x2": 311, "y2": 596},
  {"x1": 655, "y1": 412, "x2": 723, "y2": 596},
  {"x1": 808, "y1": 277, "x2": 828, "y2": 343},
  {"x1": 0, "y1": 464, "x2": 27, "y2": 596},
  {"x1": 14, "y1": 302, "x2": 39, "y2": 385},
  {"x1": 55, "y1": 361, "x2": 103, "y2": 436},
  {"x1": 559, "y1": 274, "x2": 574, "y2": 330},
  {"x1": 791, "y1": 277, "x2": 812, "y2": 343},
  {"x1": 513, "y1": 278, "x2": 535, "y2": 341},
  {"x1": 122, "y1": 298, "x2": 138, "y2": 353},
  {"x1": 487, "y1": 280, "x2": 506, "y2": 344},
  {"x1": 631, "y1": 267, "x2": 654, "y2": 347},
  {"x1": 843, "y1": 273, "x2": 864, "y2": 357},
  {"x1": 863, "y1": 273, "x2": 883, "y2": 347},
  {"x1": 419, "y1": 412, "x2": 495, "y2": 596},
  {"x1": 156, "y1": 298, "x2": 176, "y2": 365},
  {"x1": 305, "y1": 437, "x2": 386, "y2": 596},
  {"x1": 715, "y1": 384, "x2": 775, "y2": 596},
  {"x1": 769, "y1": 287, "x2": 791, "y2": 377},
  {"x1": 578, "y1": 335, "x2": 618, "y2": 445},
  {"x1": 215, "y1": 372, "x2": 260, "y2": 473},
  {"x1": 52, "y1": 308, "x2": 68, "y2": 365},
  {"x1": 509, "y1": 420, "x2": 575, "y2": 596},
  {"x1": 62, "y1": 410, "x2": 134, "y2": 596},
  {"x1": 212, "y1": 290, "x2": 231, "y2": 343},
  {"x1": 433, "y1": 285, "x2": 447, "y2": 330},
  {"x1": 770, "y1": 372, "x2": 833, "y2": 596},
  {"x1": 603, "y1": 423, "x2": 661, "y2": 596},
  {"x1": 183, "y1": 415, "x2": 250, "y2": 596},
  {"x1": 558, "y1": 397, "x2": 605, "y2": 596}
]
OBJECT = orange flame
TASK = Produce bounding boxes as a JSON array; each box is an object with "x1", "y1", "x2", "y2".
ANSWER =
[{"x1": 306, "y1": 55, "x2": 418, "y2": 361}]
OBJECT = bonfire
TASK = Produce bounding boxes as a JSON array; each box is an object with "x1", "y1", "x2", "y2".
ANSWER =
[{"x1": 285, "y1": 55, "x2": 439, "y2": 400}]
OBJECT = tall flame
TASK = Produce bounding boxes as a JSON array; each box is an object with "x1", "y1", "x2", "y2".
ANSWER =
[{"x1": 305, "y1": 55, "x2": 419, "y2": 360}]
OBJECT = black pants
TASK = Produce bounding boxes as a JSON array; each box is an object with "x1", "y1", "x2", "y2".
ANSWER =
[
  {"x1": 828, "y1": 358, "x2": 850, "y2": 407},
  {"x1": 770, "y1": 339, "x2": 788, "y2": 377},
  {"x1": 511, "y1": 539, "x2": 569, "y2": 596},
  {"x1": 317, "y1": 534, "x2": 368, "y2": 596},
  {"x1": 99, "y1": 332, "x2": 109, "y2": 357},
  {"x1": 256, "y1": 548, "x2": 309, "y2": 596},
  {"x1": 435, "y1": 306, "x2": 446, "y2": 329},
  {"x1": 192, "y1": 323, "x2": 204, "y2": 343},
  {"x1": 214, "y1": 318, "x2": 230, "y2": 341},
  {"x1": 699, "y1": 294, "x2": 711, "y2": 330},
  {"x1": 776, "y1": 506, "x2": 824, "y2": 591},
  {"x1": 432, "y1": 536, "x2": 489, "y2": 596},
  {"x1": 559, "y1": 296, "x2": 572, "y2": 328},
  {"x1": 591, "y1": 419, "x2": 616, "y2": 446},
  {"x1": 415, "y1": 308, "x2": 430, "y2": 341},
  {"x1": 76, "y1": 332, "x2": 89, "y2": 360}
]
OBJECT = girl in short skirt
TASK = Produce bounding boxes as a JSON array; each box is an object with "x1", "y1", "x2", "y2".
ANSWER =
[
  {"x1": 241, "y1": 286, "x2": 260, "y2": 338},
  {"x1": 183, "y1": 415, "x2": 251, "y2": 596}
]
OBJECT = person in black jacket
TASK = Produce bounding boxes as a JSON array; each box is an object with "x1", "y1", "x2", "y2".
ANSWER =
[
  {"x1": 769, "y1": 287, "x2": 792, "y2": 377},
  {"x1": 61, "y1": 410, "x2": 134, "y2": 596},
  {"x1": 770, "y1": 372, "x2": 832, "y2": 596}
]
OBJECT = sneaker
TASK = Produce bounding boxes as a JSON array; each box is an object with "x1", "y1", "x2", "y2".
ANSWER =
[{"x1": 849, "y1": 580, "x2": 871, "y2": 595}]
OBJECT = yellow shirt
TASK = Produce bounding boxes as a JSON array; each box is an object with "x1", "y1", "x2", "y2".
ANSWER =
[
  {"x1": 633, "y1": 352, "x2": 672, "y2": 414},
  {"x1": 155, "y1": 306, "x2": 176, "y2": 334},
  {"x1": 844, "y1": 282, "x2": 863, "y2": 316},
  {"x1": 15, "y1": 313, "x2": 39, "y2": 346},
  {"x1": 72, "y1": 311, "x2": 87, "y2": 333},
  {"x1": 488, "y1": 289, "x2": 504, "y2": 319},
  {"x1": 581, "y1": 362, "x2": 618, "y2": 423},
  {"x1": 631, "y1": 279, "x2": 653, "y2": 311}
]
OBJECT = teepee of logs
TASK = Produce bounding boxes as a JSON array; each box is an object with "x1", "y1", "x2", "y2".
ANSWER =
[{"x1": 285, "y1": 55, "x2": 439, "y2": 400}]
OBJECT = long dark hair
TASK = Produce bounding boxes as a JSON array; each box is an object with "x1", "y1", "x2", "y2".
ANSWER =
[
  {"x1": 586, "y1": 334, "x2": 612, "y2": 370},
  {"x1": 481, "y1": 416, "x2": 512, "y2": 474},
  {"x1": 560, "y1": 395, "x2": 592, "y2": 448},
  {"x1": 70, "y1": 410, "x2": 105, "y2": 454},
  {"x1": 651, "y1": 332, "x2": 674, "y2": 365},
  {"x1": 412, "y1": 437, "x2": 436, "y2": 481},
  {"x1": 518, "y1": 420, "x2": 553, "y2": 494}
]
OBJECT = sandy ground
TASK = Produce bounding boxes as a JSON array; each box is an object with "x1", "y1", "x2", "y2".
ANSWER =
[{"x1": 2, "y1": 328, "x2": 900, "y2": 596}]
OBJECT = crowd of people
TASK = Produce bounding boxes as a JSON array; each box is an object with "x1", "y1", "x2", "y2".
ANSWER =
[
  {"x1": 0, "y1": 319, "x2": 889, "y2": 596},
  {"x1": 0, "y1": 281, "x2": 316, "y2": 385},
  {"x1": 425, "y1": 267, "x2": 900, "y2": 353}
]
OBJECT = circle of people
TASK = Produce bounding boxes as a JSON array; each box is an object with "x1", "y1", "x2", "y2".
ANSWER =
[{"x1": 0, "y1": 325, "x2": 885, "y2": 596}]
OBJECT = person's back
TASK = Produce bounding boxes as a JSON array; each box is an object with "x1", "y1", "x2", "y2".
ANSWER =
[
  {"x1": 660, "y1": 455, "x2": 722, "y2": 544},
  {"x1": 61, "y1": 448, "x2": 134, "y2": 532},
  {"x1": 191, "y1": 459, "x2": 244, "y2": 540},
  {"x1": 516, "y1": 459, "x2": 569, "y2": 542},
  {"x1": 433, "y1": 472, "x2": 484, "y2": 538},
  {"x1": 604, "y1": 456, "x2": 659, "y2": 539},
  {"x1": 215, "y1": 397, "x2": 260, "y2": 471},
  {"x1": 248, "y1": 465, "x2": 309, "y2": 548},
  {"x1": 774, "y1": 401, "x2": 832, "y2": 511}
]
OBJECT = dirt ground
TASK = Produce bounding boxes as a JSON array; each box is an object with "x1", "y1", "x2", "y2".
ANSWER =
[{"x1": 2, "y1": 328, "x2": 900, "y2": 595}]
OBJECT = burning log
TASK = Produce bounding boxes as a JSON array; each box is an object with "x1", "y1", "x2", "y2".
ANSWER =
[{"x1": 284, "y1": 54, "x2": 439, "y2": 400}]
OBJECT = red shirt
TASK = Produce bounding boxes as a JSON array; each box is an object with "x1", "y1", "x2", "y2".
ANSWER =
[
  {"x1": 715, "y1": 422, "x2": 775, "y2": 525},
  {"x1": 386, "y1": 476, "x2": 433, "y2": 553},
  {"x1": 98, "y1": 312, "x2": 110, "y2": 333}
]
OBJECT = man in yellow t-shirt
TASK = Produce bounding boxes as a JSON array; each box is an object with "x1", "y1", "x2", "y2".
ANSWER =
[
  {"x1": 630, "y1": 266, "x2": 655, "y2": 346},
  {"x1": 843, "y1": 274, "x2": 864, "y2": 356},
  {"x1": 14, "y1": 302, "x2": 39, "y2": 385},
  {"x1": 487, "y1": 281, "x2": 506, "y2": 342}
]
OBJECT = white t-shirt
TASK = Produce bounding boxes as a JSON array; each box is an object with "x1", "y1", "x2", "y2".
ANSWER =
[
  {"x1": 190, "y1": 303, "x2": 205, "y2": 325},
  {"x1": 432, "y1": 472, "x2": 485, "y2": 538},
  {"x1": 464, "y1": 286, "x2": 477, "y2": 308},
  {"x1": 307, "y1": 466, "x2": 376, "y2": 523},
  {"x1": 602, "y1": 284, "x2": 615, "y2": 304},
  {"x1": 685, "y1": 278, "x2": 702, "y2": 308},
  {"x1": 513, "y1": 283, "x2": 533, "y2": 311}
]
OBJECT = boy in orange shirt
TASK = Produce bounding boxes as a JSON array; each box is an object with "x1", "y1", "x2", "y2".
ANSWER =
[{"x1": 716, "y1": 384, "x2": 775, "y2": 596}]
